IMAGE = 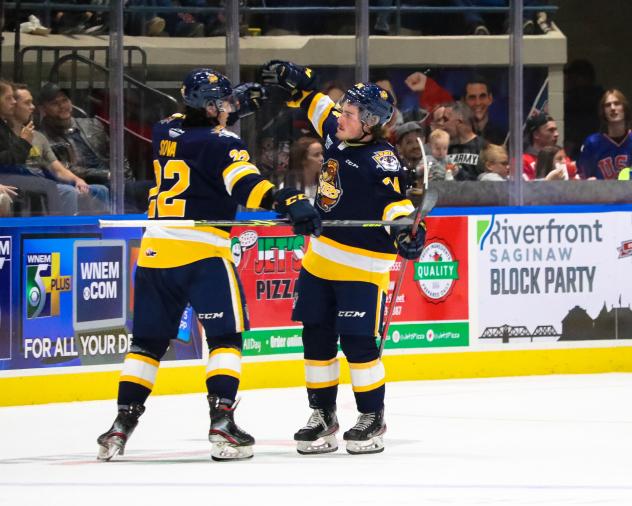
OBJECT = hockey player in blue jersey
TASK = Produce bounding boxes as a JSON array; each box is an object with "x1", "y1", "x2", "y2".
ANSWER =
[
  {"x1": 261, "y1": 61, "x2": 426, "y2": 455},
  {"x1": 96, "y1": 68, "x2": 321, "y2": 462}
]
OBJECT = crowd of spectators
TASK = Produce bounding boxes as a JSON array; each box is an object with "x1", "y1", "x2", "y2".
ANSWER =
[
  {"x1": 0, "y1": 80, "x2": 154, "y2": 217},
  {"x1": 3, "y1": 56, "x2": 628, "y2": 218},
  {"x1": 10, "y1": 1, "x2": 555, "y2": 38},
  {"x1": 250, "y1": 63, "x2": 632, "y2": 197}
]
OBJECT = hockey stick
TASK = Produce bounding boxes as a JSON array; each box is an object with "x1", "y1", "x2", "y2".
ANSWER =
[
  {"x1": 98, "y1": 218, "x2": 417, "y2": 229},
  {"x1": 378, "y1": 139, "x2": 436, "y2": 358}
]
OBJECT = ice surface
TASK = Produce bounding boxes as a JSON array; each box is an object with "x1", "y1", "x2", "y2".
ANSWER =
[{"x1": 1, "y1": 374, "x2": 632, "y2": 506}]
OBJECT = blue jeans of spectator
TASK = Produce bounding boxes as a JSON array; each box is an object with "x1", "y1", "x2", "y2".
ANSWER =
[{"x1": 56, "y1": 183, "x2": 109, "y2": 215}]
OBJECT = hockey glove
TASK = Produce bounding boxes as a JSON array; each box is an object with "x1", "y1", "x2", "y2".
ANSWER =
[
  {"x1": 233, "y1": 82, "x2": 269, "y2": 117},
  {"x1": 390, "y1": 221, "x2": 426, "y2": 260},
  {"x1": 227, "y1": 82, "x2": 269, "y2": 126},
  {"x1": 274, "y1": 188, "x2": 322, "y2": 237},
  {"x1": 260, "y1": 60, "x2": 316, "y2": 98}
]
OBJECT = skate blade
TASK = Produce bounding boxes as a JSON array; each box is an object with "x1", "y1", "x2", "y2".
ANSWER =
[
  {"x1": 345, "y1": 435, "x2": 384, "y2": 455},
  {"x1": 210, "y1": 436, "x2": 254, "y2": 461},
  {"x1": 296, "y1": 434, "x2": 338, "y2": 455},
  {"x1": 97, "y1": 438, "x2": 124, "y2": 461}
]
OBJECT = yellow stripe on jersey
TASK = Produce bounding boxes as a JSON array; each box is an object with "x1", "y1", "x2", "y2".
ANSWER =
[
  {"x1": 246, "y1": 180, "x2": 275, "y2": 209},
  {"x1": 302, "y1": 247, "x2": 391, "y2": 293},
  {"x1": 223, "y1": 258, "x2": 245, "y2": 333},
  {"x1": 382, "y1": 199, "x2": 415, "y2": 221},
  {"x1": 315, "y1": 235, "x2": 396, "y2": 261},
  {"x1": 287, "y1": 90, "x2": 312, "y2": 108},
  {"x1": 137, "y1": 238, "x2": 232, "y2": 268},
  {"x1": 306, "y1": 93, "x2": 335, "y2": 137},
  {"x1": 374, "y1": 290, "x2": 384, "y2": 337},
  {"x1": 222, "y1": 161, "x2": 260, "y2": 195},
  {"x1": 304, "y1": 236, "x2": 396, "y2": 292},
  {"x1": 137, "y1": 225, "x2": 233, "y2": 268}
]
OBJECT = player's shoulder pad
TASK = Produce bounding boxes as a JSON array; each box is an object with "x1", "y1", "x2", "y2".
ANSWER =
[{"x1": 371, "y1": 142, "x2": 401, "y2": 173}]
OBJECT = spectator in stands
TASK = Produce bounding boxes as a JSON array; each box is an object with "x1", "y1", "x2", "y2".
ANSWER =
[
  {"x1": 534, "y1": 145, "x2": 575, "y2": 180},
  {"x1": 393, "y1": 121, "x2": 424, "y2": 188},
  {"x1": 426, "y1": 128, "x2": 455, "y2": 182},
  {"x1": 12, "y1": 84, "x2": 109, "y2": 214},
  {"x1": 577, "y1": 89, "x2": 632, "y2": 180},
  {"x1": 563, "y1": 59, "x2": 604, "y2": 159},
  {"x1": 522, "y1": 111, "x2": 559, "y2": 180},
  {"x1": 51, "y1": 0, "x2": 107, "y2": 35},
  {"x1": 0, "y1": 184, "x2": 17, "y2": 216},
  {"x1": 428, "y1": 103, "x2": 450, "y2": 133},
  {"x1": 478, "y1": 144, "x2": 510, "y2": 181},
  {"x1": 125, "y1": 0, "x2": 168, "y2": 36},
  {"x1": 0, "y1": 79, "x2": 32, "y2": 170},
  {"x1": 37, "y1": 82, "x2": 150, "y2": 211},
  {"x1": 452, "y1": 0, "x2": 546, "y2": 35},
  {"x1": 0, "y1": 79, "x2": 62, "y2": 214},
  {"x1": 463, "y1": 75, "x2": 505, "y2": 145},
  {"x1": 443, "y1": 101, "x2": 486, "y2": 180},
  {"x1": 288, "y1": 136, "x2": 323, "y2": 201},
  {"x1": 405, "y1": 71, "x2": 454, "y2": 118}
]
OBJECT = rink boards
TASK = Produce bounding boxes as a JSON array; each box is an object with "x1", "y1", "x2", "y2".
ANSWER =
[{"x1": 1, "y1": 205, "x2": 632, "y2": 405}]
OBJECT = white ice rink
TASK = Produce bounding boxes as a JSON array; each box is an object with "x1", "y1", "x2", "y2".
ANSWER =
[{"x1": 1, "y1": 373, "x2": 632, "y2": 506}]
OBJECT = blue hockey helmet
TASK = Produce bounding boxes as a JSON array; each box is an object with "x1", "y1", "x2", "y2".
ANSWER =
[
  {"x1": 180, "y1": 68, "x2": 235, "y2": 112},
  {"x1": 339, "y1": 82, "x2": 395, "y2": 127}
]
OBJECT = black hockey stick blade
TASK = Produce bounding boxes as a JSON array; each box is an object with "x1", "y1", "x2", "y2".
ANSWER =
[{"x1": 411, "y1": 187, "x2": 439, "y2": 236}]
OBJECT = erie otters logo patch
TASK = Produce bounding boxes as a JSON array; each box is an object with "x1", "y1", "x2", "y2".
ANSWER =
[
  {"x1": 372, "y1": 150, "x2": 400, "y2": 172},
  {"x1": 317, "y1": 158, "x2": 343, "y2": 212}
]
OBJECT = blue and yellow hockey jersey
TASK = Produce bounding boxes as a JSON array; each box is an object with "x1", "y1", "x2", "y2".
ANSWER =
[
  {"x1": 289, "y1": 91, "x2": 415, "y2": 292},
  {"x1": 138, "y1": 114, "x2": 274, "y2": 268}
]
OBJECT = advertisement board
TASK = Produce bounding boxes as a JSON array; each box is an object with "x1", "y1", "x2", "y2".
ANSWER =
[{"x1": 475, "y1": 211, "x2": 632, "y2": 347}]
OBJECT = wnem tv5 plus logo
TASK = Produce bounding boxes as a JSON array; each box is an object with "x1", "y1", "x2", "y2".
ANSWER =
[{"x1": 26, "y1": 252, "x2": 71, "y2": 319}]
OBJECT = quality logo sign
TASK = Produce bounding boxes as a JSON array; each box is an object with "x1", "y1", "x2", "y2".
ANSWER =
[{"x1": 414, "y1": 239, "x2": 459, "y2": 303}]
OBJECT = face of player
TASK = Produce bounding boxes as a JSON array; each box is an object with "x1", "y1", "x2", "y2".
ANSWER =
[
  {"x1": 0, "y1": 86, "x2": 16, "y2": 121},
  {"x1": 534, "y1": 120, "x2": 559, "y2": 147},
  {"x1": 465, "y1": 83, "x2": 492, "y2": 122},
  {"x1": 603, "y1": 93, "x2": 625, "y2": 124},
  {"x1": 336, "y1": 103, "x2": 366, "y2": 141},
  {"x1": 206, "y1": 97, "x2": 237, "y2": 127},
  {"x1": 41, "y1": 92, "x2": 73, "y2": 121},
  {"x1": 14, "y1": 89, "x2": 35, "y2": 125},
  {"x1": 398, "y1": 131, "x2": 422, "y2": 161},
  {"x1": 430, "y1": 139, "x2": 448, "y2": 160}
]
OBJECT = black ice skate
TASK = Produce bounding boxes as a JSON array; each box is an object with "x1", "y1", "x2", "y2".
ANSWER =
[
  {"x1": 96, "y1": 403, "x2": 145, "y2": 461},
  {"x1": 343, "y1": 409, "x2": 386, "y2": 455},
  {"x1": 208, "y1": 395, "x2": 255, "y2": 461},
  {"x1": 294, "y1": 406, "x2": 339, "y2": 455}
]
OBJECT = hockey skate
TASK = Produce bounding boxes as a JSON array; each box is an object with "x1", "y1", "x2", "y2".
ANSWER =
[
  {"x1": 294, "y1": 406, "x2": 339, "y2": 455},
  {"x1": 96, "y1": 403, "x2": 145, "y2": 461},
  {"x1": 208, "y1": 395, "x2": 255, "y2": 461},
  {"x1": 343, "y1": 409, "x2": 386, "y2": 455}
]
